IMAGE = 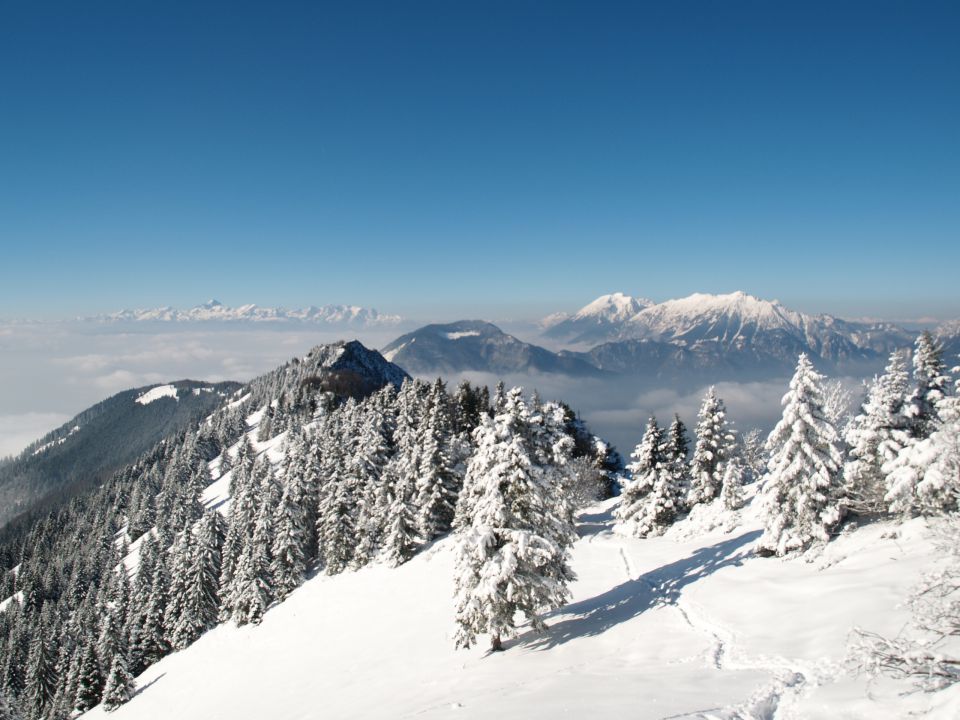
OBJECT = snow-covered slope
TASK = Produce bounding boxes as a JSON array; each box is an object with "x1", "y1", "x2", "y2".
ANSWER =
[
  {"x1": 83, "y1": 299, "x2": 403, "y2": 326},
  {"x1": 542, "y1": 292, "x2": 654, "y2": 345},
  {"x1": 87, "y1": 497, "x2": 957, "y2": 720}
]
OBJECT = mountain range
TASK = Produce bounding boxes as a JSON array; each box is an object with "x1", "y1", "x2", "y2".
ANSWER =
[
  {"x1": 83, "y1": 299, "x2": 403, "y2": 326},
  {"x1": 382, "y1": 292, "x2": 957, "y2": 381}
]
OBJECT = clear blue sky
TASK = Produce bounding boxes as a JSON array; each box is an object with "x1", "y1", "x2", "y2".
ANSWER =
[{"x1": 1, "y1": 1, "x2": 957, "y2": 321}]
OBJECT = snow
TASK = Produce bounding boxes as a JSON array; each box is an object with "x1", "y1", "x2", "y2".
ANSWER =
[
  {"x1": 85, "y1": 494, "x2": 957, "y2": 720},
  {"x1": 574, "y1": 292, "x2": 653, "y2": 322},
  {"x1": 31, "y1": 424, "x2": 80, "y2": 455},
  {"x1": 446, "y1": 331, "x2": 481, "y2": 340},
  {"x1": 625, "y1": 291, "x2": 806, "y2": 341},
  {"x1": 135, "y1": 385, "x2": 179, "y2": 405}
]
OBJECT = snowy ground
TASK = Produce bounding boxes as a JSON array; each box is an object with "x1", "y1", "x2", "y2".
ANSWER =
[{"x1": 86, "y1": 498, "x2": 959, "y2": 720}]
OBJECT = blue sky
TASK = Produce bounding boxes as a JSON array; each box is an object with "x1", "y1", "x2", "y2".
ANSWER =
[{"x1": 1, "y1": 0, "x2": 957, "y2": 321}]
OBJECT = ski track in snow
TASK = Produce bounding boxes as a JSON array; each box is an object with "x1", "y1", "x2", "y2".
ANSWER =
[{"x1": 610, "y1": 533, "x2": 826, "y2": 720}]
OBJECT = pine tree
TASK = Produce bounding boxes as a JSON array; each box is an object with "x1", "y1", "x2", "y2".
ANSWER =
[
  {"x1": 176, "y1": 509, "x2": 225, "y2": 645},
  {"x1": 905, "y1": 331, "x2": 950, "y2": 440},
  {"x1": 615, "y1": 417, "x2": 665, "y2": 532},
  {"x1": 163, "y1": 529, "x2": 193, "y2": 647},
  {"x1": 617, "y1": 417, "x2": 682, "y2": 537},
  {"x1": 453, "y1": 388, "x2": 577, "y2": 651},
  {"x1": 688, "y1": 387, "x2": 736, "y2": 507},
  {"x1": 884, "y1": 366, "x2": 960, "y2": 517},
  {"x1": 316, "y1": 438, "x2": 357, "y2": 575},
  {"x1": 228, "y1": 460, "x2": 279, "y2": 624},
  {"x1": 271, "y1": 438, "x2": 313, "y2": 599},
  {"x1": 139, "y1": 561, "x2": 171, "y2": 666},
  {"x1": 73, "y1": 642, "x2": 104, "y2": 713},
  {"x1": 720, "y1": 457, "x2": 746, "y2": 511},
  {"x1": 23, "y1": 614, "x2": 57, "y2": 720},
  {"x1": 756, "y1": 354, "x2": 844, "y2": 556},
  {"x1": 416, "y1": 379, "x2": 461, "y2": 541},
  {"x1": 843, "y1": 351, "x2": 911, "y2": 515},
  {"x1": 101, "y1": 652, "x2": 135, "y2": 712}
]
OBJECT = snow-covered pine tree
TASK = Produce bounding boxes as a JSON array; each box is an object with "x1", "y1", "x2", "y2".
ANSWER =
[
  {"x1": 883, "y1": 363, "x2": 960, "y2": 517},
  {"x1": 620, "y1": 418, "x2": 683, "y2": 538},
  {"x1": 23, "y1": 610, "x2": 57, "y2": 720},
  {"x1": 720, "y1": 457, "x2": 745, "y2": 511},
  {"x1": 315, "y1": 423, "x2": 357, "y2": 575},
  {"x1": 453, "y1": 388, "x2": 577, "y2": 651},
  {"x1": 176, "y1": 509, "x2": 225, "y2": 645},
  {"x1": 101, "y1": 651, "x2": 135, "y2": 712},
  {"x1": 219, "y1": 446, "x2": 259, "y2": 617},
  {"x1": 843, "y1": 351, "x2": 911, "y2": 515},
  {"x1": 416, "y1": 379, "x2": 461, "y2": 541},
  {"x1": 756, "y1": 354, "x2": 844, "y2": 556},
  {"x1": 138, "y1": 559, "x2": 171, "y2": 666},
  {"x1": 126, "y1": 533, "x2": 160, "y2": 676},
  {"x1": 271, "y1": 433, "x2": 315, "y2": 599},
  {"x1": 378, "y1": 381, "x2": 427, "y2": 566},
  {"x1": 72, "y1": 642, "x2": 103, "y2": 713},
  {"x1": 688, "y1": 387, "x2": 736, "y2": 507},
  {"x1": 664, "y1": 414, "x2": 691, "y2": 508},
  {"x1": 163, "y1": 529, "x2": 193, "y2": 647},
  {"x1": 228, "y1": 459, "x2": 279, "y2": 625},
  {"x1": 349, "y1": 389, "x2": 396, "y2": 568},
  {"x1": 905, "y1": 331, "x2": 950, "y2": 440},
  {"x1": 615, "y1": 417, "x2": 665, "y2": 533}
]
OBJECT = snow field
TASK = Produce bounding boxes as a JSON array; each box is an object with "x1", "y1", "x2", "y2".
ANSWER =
[{"x1": 85, "y1": 497, "x2": 957, "y2": 720}]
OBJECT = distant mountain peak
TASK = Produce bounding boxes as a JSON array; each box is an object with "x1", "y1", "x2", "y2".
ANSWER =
[
  {"x1": 542, "y1": 292, "x2": 654, "y2": 344},
  {"x1": 81, "y1": 301, "x2": 403, "y2": 326}
]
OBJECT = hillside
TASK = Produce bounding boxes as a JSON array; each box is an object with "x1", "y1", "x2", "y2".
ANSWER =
[
  {"x1": 0, "y1": 380, "x2": 240, "y2": 531},
  {"x1": 382, "y1": 320, "x2": 604, "y2": 377},
  {"x1": 86, "y1": 496, "x2": 958, "y2": 720}
]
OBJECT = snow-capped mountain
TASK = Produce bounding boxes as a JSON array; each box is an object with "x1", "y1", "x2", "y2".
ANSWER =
[
  {"x1": 541, "y1": 291, "x2": 918, "y2": 377},
  {"x1": 83, "y1": 299, "x2": 403, "y2": 325},
  {"x1": 382, "y1": 320, "x2": 604, "y2": 377},
  {"x1": 542, "y1": 292, "x2": 654, "y2": 345}
]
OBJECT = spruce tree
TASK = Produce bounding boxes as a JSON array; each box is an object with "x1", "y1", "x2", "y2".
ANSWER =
[
  {"x1": 453, "y1": 388, "x2": 577, "y2": 651},
  {"x1": 756, "y1": 354, "x2": 844, "y2": 556},
  {"x1": 101, "y1": 652, "x2": 135, "y2": 712},
  {"x1": 720, "y1": 457, "x2": 746, "y2": 511},
  {"x1": 688, "y1": 387, "x2": 736, "y2": 507},
  {"x1": 617, "y1": 417, "x2": 681, "y2": 537},
  {"x1": 72, "y1": 642, "x2": 104, "y2": 713},
  {"x1": 416, "y1": 379, "x2": 461, "y2": 541},
  {"x1": 23, "y1": 616, "x2": 57, "y2": 720},
  {"x1": 615, "y1": 417, "x2": 665, "y2": 532},
  {"x1": 176, "y1": 509, "x2": 225, "y2": 644},
  {"x1": 905, "y1": 331, "x2": 950, "y2": 440},
  {"x1": 163, "y1": 529, "x2": 193, "y2": 648},
  {"x1": 271, "y1": 443, "x2": 313, "y2": 599},
  {"x1": 843, "y1": 351, "x2": 911, "y2": 515}
]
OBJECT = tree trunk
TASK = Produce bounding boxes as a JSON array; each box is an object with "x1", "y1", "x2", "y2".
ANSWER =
[{"x1": 490, "y1": 634, "x2": 503, "y2": 652}]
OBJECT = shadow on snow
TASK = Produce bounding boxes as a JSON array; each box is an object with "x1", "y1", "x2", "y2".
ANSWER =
[{"x1": 514, "y1": 530, "x2": 761, "y2": 651}]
